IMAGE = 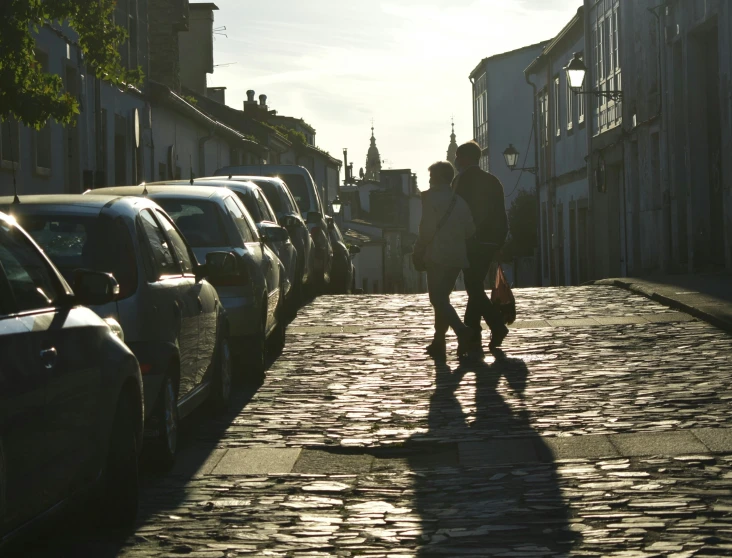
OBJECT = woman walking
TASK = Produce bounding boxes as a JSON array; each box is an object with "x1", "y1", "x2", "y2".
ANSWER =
[{"x1": 413, "y1": 161, "x2": 477, "y2": 361}]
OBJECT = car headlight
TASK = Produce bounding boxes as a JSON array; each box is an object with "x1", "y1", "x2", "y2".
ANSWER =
[{"x1": 104, "y1": 318, "x2": 125, "y2": 343}]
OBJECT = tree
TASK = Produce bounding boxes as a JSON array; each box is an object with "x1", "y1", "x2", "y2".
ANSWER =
[
  {"x1": 0, "y1": 0, "x2": 143, "y2": 129},
  {"x1": 503, "y1": 189, "x2": 538, "y2": 261}
]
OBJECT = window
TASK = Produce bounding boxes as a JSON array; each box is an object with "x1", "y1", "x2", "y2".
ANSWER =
[
  {"x1": 253, "y1": 180, "x2": 284, "y2": 214},
  {"x1": 224, "y1": 196, "x2": 257, "y2": 243},
  {"x1": 254, "y1": 190, "x2": 276, "y2": 222},
  {"x1": 566, "y1": 77, "x2": 574, "y2": 132},
  {"x1": 591, "y1": 0, "x2": 622, "y2": 134},
  {"x1": 139, "y1": 209, "x2": 177, "y2": 280},
  {"x1": 232, "y1": 191, "x2": 262, "y2": 222},
  {"x1": 155, "y1": 210, "x2": 194, "y2": 274},
  {"x1": 155, "y1": 198, "x2": 229, "y2": 248},
  {"x1": 0, "y1": 118, "x2": 20, "y2": 170},
  {"x1": 554, "y1": 76, "x2": 561, "y2": 137},
  {"x1": 0, "y1": 220, "x2": 63, "y2": 314},
  {"x1": 279, "y1": 174, "x2": 310, "y2": 212},
  {"x1": 18, "y1": 213, "x2": 138, "y2": 299},
  {"x1": 34, "y1": 50, "x2": 52, "y2": 176}
]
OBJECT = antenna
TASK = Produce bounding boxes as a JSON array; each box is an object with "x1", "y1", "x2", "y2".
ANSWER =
[
  {"x1": 213, "y1": 26, "x2": 228, "y2": 39},
  {"x1": 189, "y1": 154, "x2": 194, "y2": 184},
  {"x1": 8, "y1": 124, "x2": 19, "y2": 204}
]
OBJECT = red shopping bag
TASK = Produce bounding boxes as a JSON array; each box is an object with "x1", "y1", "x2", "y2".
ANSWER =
[{"x1": 491, "y1": 265, "x2": 516, "y2": 325}]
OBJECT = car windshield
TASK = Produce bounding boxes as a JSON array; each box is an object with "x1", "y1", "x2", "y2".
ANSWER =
[
  {"x1": 154, "y1": 198, "x2": 228, "y2": 247},
  {"x1": 252, "y1": 181, "x2": 283, "y2": 213},
  {"x1": 16, "y1": 213, "x2": 138, "y2": 298},
  {"x1": 279, "y1": 174, "x2": 310, "y2": 213}
]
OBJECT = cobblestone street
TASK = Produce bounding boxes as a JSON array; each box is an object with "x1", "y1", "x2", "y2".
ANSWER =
[{"x1": 25, "y1": 286, "x2": 732, "y2": 557}]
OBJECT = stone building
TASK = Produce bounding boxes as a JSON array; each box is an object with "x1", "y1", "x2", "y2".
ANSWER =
[
  {"x1": 525, "y1": 8, "x2": 590, "y2": 287},
  {"x1": 469, "y1": 41, "x2": 549, "y2": 210}
]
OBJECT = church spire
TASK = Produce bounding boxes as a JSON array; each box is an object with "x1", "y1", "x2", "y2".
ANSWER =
[
  {"x1": 447, "y1": 118, "x2": 458, "y2": 165},
  {"x1": 365, "y1": 122, "x2": 381, "y2": 181}
]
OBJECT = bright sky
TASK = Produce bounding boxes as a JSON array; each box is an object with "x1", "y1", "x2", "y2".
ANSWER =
[{"x1": 207, "y1": 0, "x2": 581, "y2": 190}]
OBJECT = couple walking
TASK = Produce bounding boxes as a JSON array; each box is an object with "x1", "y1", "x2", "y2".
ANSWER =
[{"x1": 413, "y1": 140, "x2": 509, "y2": 361}]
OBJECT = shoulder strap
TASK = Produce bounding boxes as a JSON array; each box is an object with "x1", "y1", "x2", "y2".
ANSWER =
[{"x1": 426, "y1": 193, "x2": 458, "y2": 246}]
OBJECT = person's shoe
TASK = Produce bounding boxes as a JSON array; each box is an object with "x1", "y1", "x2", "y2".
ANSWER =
[
  {"x1": 426, "y1": 340, "x2": 447, "y2": 361},
  {"x1": 457, "y1": 328, "x2": 482, "y2": 358},
  {"x1": 488, "y1": 325, "x2": 509, "y2": 350}
]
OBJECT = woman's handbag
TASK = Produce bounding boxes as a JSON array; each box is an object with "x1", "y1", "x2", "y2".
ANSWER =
[
  {"x1": 412, "y1": 194, "x2": 458, "y2": 272},
  {"x1": 491, "y1": 265, "x2": 516, "y2": 325}
]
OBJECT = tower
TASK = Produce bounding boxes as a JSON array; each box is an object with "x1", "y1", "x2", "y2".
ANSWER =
[
  {"x1": 364, "y1": 125, "x2": 381, "y2": 181},
  {"x1": 446, "y1": 119, "x2": 458, "y2": 165}
]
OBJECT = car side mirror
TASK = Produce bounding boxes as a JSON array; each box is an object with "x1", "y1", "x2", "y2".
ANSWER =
[
  {"x1": 72, "y1": 269, "x2": 120, "y2": 306},
  {"x1": 260, "y1": 224, "x2": 290, "y2": 243},
  {"x1": 306, "y1": 211, "x2": 322, "y2": 225},
  {"x1": 349, "y1": 245, "x2": 361, "y2": 255}
]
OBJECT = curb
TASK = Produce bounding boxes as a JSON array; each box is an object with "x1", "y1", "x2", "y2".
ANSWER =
[{"x1": 597, "y1": 279, "x2": 732, "y2": 334}]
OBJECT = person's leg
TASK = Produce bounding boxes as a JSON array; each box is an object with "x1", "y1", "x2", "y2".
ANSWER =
[
  {"x1": 427, "y1": 266, "x2": 449, "y2": 357},
  {"x1": 462, "y1": 245, "x2": 508, "y2": 349},
  {"x1": 430, "y1": 265, "x2": 470, "y2": 335}
]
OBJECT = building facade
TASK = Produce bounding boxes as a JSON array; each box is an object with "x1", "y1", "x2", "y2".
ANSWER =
[
  {"x1": 526, "y1": 8, "x2": 590, "y2": 287},
  {"x1": 470, "y1": 41, "x2": 549, "y2": 210}
]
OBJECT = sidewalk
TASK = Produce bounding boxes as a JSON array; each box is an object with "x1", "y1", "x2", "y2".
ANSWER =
[{"x1": 595, "y1": 272, "x2": 732, "y2": 332}]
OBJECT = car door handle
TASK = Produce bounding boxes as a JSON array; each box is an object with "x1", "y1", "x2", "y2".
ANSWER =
[{"x1": 40, "y1": 347, "x2": 57, "y2": 370}]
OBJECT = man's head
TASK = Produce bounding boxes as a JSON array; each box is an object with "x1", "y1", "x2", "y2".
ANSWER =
[
  {"x1": 428, "y1": 161, "x2": 455, "y2": 188},
  {"x1": 454, "y1": 140, "x2": 482, "y2": 172}
]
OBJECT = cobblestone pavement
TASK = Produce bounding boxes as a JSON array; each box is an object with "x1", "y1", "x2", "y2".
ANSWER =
[{"x1": 19, "y1": 286, "x2": 732, "y2": 557}]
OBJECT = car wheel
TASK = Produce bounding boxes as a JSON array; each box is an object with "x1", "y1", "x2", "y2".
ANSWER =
[
  {"x1": 102, "y1": 394, "x2": 139, "y2": 528},
  {"x1": 269, "y1": 299, "x2": 287, "y2": 358},
  {"x1": 147, "y1": 372, "x2": 178, "y2": 471},
  {"x1": 210, "y1": 335, "x2": 232, "y2": 410}
]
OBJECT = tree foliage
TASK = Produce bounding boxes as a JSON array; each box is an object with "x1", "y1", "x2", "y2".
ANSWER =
[
  {"x1": 503, "y1": 189, "x2": 538, "y2": 260},
  {"x1": 0, "y1": 0, "x2": 143, "y2": 129}
]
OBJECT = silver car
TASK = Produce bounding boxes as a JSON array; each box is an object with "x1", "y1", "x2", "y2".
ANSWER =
[
  {"x1": 92, "y1": 185, "x2": 288, "y2": 382},
  {"x1": 2, "y1": 195, "x2": 232, "y2": 470}
]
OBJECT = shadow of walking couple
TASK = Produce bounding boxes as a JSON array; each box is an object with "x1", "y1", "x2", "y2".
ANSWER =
[{"x1": 408, "y1": 351, "x2": 580, "y2": 556}]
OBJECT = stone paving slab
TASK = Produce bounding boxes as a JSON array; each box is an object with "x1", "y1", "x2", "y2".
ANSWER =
[
  {"x1": 693, "y1": 428, "x2": 732, "y2": 453},
  {"x1": 211, "y1": 448, "x2": 302, "y2": 475},
  {"x1": 609, "y1": 431, "x2": 709, "y2": 457}
]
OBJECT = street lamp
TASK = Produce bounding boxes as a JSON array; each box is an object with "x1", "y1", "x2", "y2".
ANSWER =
[
  {"x1": 331, "y1": 196, "x2": 343, "y2": 215},
  {"x1": 564, "y1": 52, "x2": 623, "y2": 102},
  {"x1": 503, "y1": 143, "x2": 536, "y2": 174}
]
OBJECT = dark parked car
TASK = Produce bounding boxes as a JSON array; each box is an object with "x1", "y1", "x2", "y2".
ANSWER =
[
  {"x1": 326, "y1": 217, "x2": 357, "y2": 294},
  {"x1": 0, "y1": 211, "x2": 143, "y2": 547},
  {"x1": 206, "y1": 176, "x2": 315, "y2": 301},
  {"x1": 214, "y1": 165, "x2": 333, "y2": 293},
  {"x1": 2, "y1": 195, "x2": 233, "y2": 470}
]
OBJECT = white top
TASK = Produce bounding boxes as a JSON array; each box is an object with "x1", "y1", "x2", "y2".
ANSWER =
[{"x1": 414, "y1": 185, "x2": 475, "y2": 269}]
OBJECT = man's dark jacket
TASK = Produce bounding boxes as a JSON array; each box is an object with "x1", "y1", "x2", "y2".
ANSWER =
[{"x1": 452, "y1": 166, "x2": 508, "y2": 247}]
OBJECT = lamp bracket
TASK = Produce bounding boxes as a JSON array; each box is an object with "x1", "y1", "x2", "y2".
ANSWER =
[
  {"x1": 510, "y1": 167, "x2": 538, "y2": 175},
  {"x1": 572, "y1": 90, "x2": 624, "y2": 102}
]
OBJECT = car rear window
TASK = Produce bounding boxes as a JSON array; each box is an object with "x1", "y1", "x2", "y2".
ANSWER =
[
  {"x1": 16, "y1": 213, "x2": 138, "y2": 299},
  {"x1": 279, "y1": 174, "x2": 310, "y2": 212},
  {"x1": 154, "y1": 198, "x2": 228, "y2": 247},
  {"x1": 252, "y1": 181, "x2": 283, "y2": 213}
]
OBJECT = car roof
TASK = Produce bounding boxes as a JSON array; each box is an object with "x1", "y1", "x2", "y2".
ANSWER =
[
  {"x1": 217, "y1": 164, "x2": 311, "y2": 177},
  {"x1": 92, "y1": 184, "x2": 229, "y2": 200},
  {"x1": 0, "y1": 194, "x2": 141, "y2": 216},
  {"x1": 209, "y1": 175, "x2": 287, "y2": 186}
]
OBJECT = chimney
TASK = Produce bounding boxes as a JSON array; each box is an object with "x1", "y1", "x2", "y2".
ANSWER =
[
  {"x1": 207, "y1": 86, "x2": 226, "y2": 104},
  {"x1": 259, "y1": 94, "x2": 268, "y2": 110},
  {"x1": 244, "y1": 89, "x2": 259, "y2": 116}
]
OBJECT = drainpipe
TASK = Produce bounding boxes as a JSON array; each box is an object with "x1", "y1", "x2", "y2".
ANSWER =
[
  {"x1": 525, "y1": 72, "x2": 544, "y2": 287},
  {"x1": 198, "y1": 130, "x2": 215, "y2": 178}
]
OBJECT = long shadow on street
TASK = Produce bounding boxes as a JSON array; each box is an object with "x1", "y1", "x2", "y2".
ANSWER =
[{"x1": 408, "y1": 351, "x2": 579, "y2": 555}]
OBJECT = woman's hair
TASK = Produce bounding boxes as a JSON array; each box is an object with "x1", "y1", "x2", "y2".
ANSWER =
[{"x1": 428, "y1": 161, "x2": 456, "y2": 185}]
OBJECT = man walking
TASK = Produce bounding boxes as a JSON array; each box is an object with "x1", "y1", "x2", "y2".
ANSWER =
[{"x1": 452, "y1": 141, "x2": 509, "y2": 355}]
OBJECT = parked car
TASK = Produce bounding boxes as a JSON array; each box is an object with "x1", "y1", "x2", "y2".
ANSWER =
[
  {"x1": 156, "y1": 179, "x2": 300, "y2": 308},
  {"x1": 0, "y1": 210, "x2": 143, "y2": 547},
  {"x1": 326, "y1": 216, "x2": 357, "y2": 294},
  {"x1": 1, "y1": 194, "x2": 233, "y2": 470},
  {"x1": 214, "y1": 165, "x2": 333, "y2": 292},
  {"x1": 91, "y1": 185, "x2": 288, "y2": 380},
  {"x1": 201, "y1": 176, "x2": 314, "y2": 298}
]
